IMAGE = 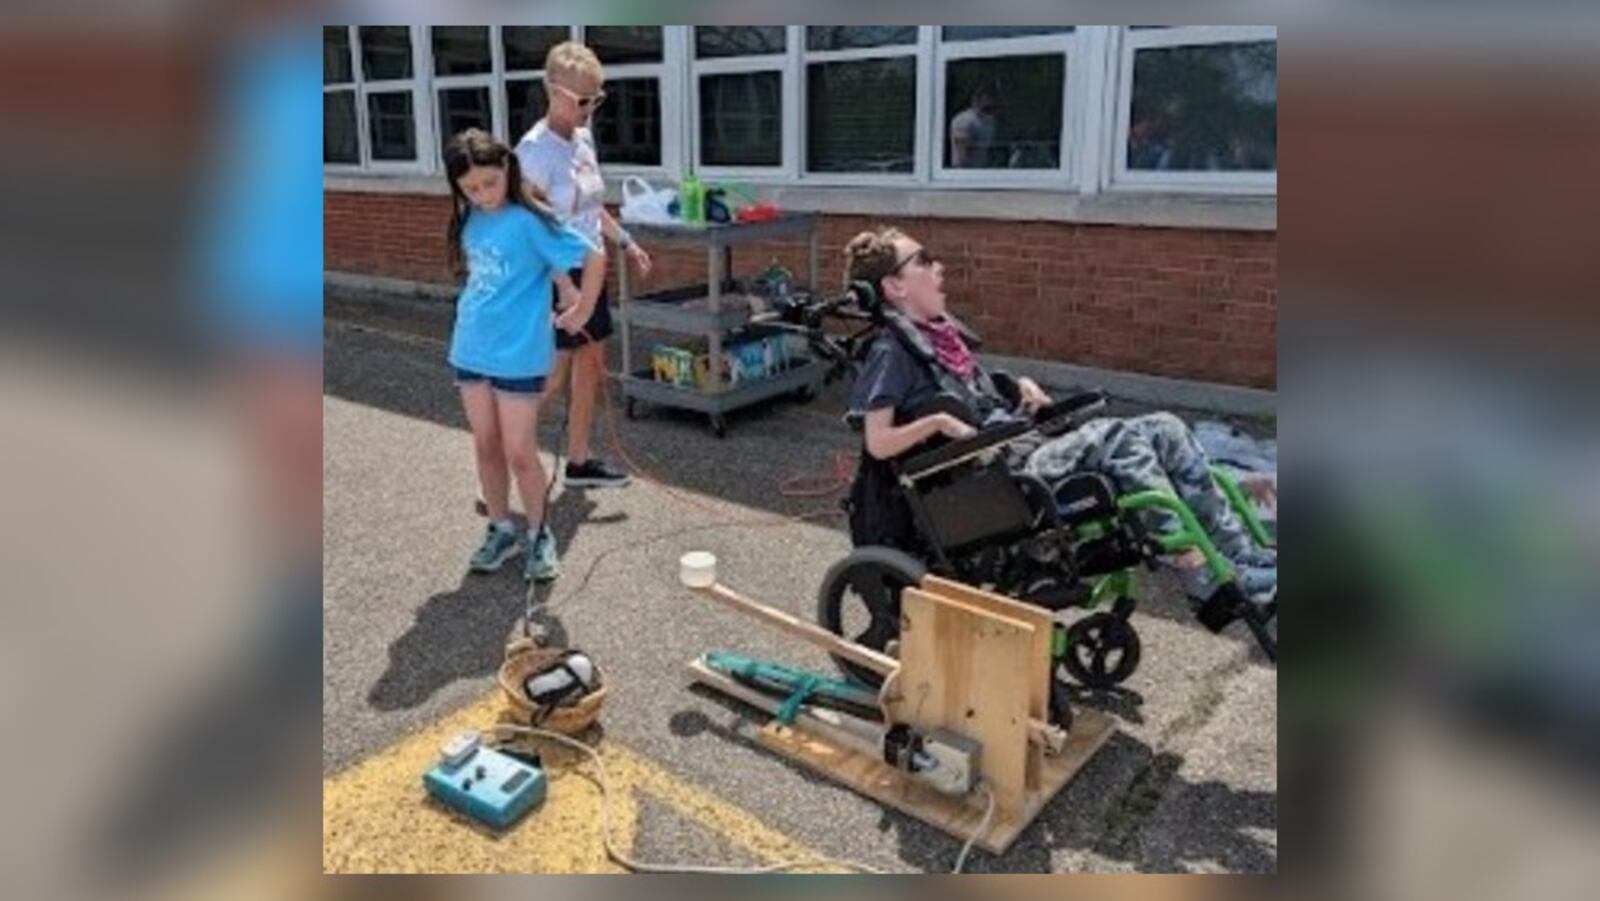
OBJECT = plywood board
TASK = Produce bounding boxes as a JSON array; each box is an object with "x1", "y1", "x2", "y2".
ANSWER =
[
  {"x1": 892, "y1": 587, "x2": 1034, "y2": 821},
  {"x1": 920, "y1": 575, "x2": 1058, "y2": 790}
]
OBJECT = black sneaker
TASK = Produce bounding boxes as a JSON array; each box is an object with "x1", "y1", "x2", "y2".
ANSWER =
[{"x1": 564, "y1": 458, "x2": 631, "y2": 488}]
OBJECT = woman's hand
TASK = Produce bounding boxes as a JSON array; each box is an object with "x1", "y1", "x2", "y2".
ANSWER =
[
  {"x1": 555, "y1": 279, "x2": 582, "y2": 313},
  {"x1": 626, "y1": 242, "x2": 653, "y2": 278},
  {"x1": 1017, "y1": 377, "x2": 1053, "y2": 414}
]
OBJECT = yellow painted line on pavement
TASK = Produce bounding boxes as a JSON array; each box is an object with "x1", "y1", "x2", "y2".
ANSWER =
[{"x1": 324, "y1": 692, "x2": 848, "y2": 874}]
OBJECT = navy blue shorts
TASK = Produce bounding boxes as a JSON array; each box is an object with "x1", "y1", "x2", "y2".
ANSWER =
[
  {"x1": 553, "y1": 266, "x2": 614, "y2": 350},
  {"x1": 453, "y1": 367, "x2": 547, "y2": 395}
]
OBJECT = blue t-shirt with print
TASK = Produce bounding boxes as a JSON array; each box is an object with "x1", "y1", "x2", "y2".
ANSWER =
[{"x1": 449, "y1": 204, "x2": 594, "y2": 379}]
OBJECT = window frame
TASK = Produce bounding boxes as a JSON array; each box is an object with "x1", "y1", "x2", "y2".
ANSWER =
[
  {"x1": 323, "y1": 26, "x2": 1278, "y2": 201},
  {"x1": 322, "y1": 25, "x2": 430, "y2": 175},
  {"x1": 931, "y1": 29, "x2": 1079, "y2": 187},
  {"x1": 797, "y1": 25, "x2": 930, "y2": 186},
  {"x1": 1108, "y1": 25, "x2": 1278, "y2": 194},
  {"x1": 689, "y1": 26, "x2": 797, "y2": 181}
]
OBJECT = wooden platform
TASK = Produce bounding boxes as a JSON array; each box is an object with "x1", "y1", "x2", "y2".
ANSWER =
[
  {"x1": 688, "y1": 574, "x2": 1122, "y2": 857},
  {"x1": 756, "y1": 705, "x2": 1115, "y2": 854},
  {"x1": 688, "y1": 657, "x2": 1114, "y2": 855}
]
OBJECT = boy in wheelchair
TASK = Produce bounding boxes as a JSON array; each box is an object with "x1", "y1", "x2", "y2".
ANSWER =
[{"x1": 838, "y1": 222, "x2": 1273, "y2": 636}]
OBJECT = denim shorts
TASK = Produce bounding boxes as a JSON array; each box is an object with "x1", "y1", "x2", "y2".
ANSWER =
[{"x1": 453, "y1": 367, "x2": 547, "y2": 394}]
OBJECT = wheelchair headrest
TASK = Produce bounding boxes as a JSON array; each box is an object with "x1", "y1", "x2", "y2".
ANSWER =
[{"x1": 844, "y1": 279, "x2": 887, "y2": 321}]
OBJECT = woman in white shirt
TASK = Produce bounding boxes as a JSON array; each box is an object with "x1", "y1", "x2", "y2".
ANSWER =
[{"x1": 515, "y1": 41, "x2": 652, "y2": 488}]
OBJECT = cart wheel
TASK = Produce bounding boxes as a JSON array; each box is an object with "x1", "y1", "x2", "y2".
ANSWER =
[
  {"x1": 1060, "y1": 611, "x2": 1142, "y2": 689},
  {"x1": 816, "y1": 546, "x2": 927, "y2": 687},
  {"x1": 710, "y1": 415, "x2": 727, "y2": 439},
  {"x1": 625, "y1": 397, "x2": 638, "y2": 420}
]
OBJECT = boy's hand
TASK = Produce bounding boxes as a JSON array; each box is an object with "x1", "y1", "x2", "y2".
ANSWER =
[
  {"x1": 1017, "y1": 377, "x2": 1053, "y2": 413},
  {"x1": 937, "y1": 413, "x2": 977, "y2": 440}
]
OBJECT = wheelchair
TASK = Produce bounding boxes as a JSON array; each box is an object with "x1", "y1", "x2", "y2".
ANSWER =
[{"x1": 759, "y1": 282, "x2": 1277, "y2": 720}]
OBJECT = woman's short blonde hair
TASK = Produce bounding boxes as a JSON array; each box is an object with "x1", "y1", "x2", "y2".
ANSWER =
[{"x1": 544, "y1": 41, "x2": 604, "y2": 90}]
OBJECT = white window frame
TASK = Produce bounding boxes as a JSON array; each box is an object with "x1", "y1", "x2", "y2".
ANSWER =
[
  {"x1": 798, "y1": 25, "x2": 929, "y2": 186},
  {"x1": 322, "y1": 25, "x2": 430, "y2": 175},
  {"x1": 1108, "y1": 25, "x2": 1277, "y2": 194},
  {"x1": 497, "y1": 24, "x2": 576, "y2": 152},
  {"x1": 429, "y1": 26, "x2": 500, "y2": 167},
  {"x1": 575, "y1": 25, "x2": 680, "y2": 180},
  {"x1": 322, "y1": 26, "x2": 361, "y2": 173},
  {"x1": 324, "y1": 26, "x2": 1278, "y2": 201},
  {"x1": 689, "y1": 26, "x2": 797, "y2": 182},
  {"x1": 931, "y1": 28, "x2": 1078, "y2": 187}
]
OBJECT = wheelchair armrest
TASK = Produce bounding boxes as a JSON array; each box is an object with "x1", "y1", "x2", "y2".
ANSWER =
[
  {"x1": 897, "y1": 418, "x2": 1033, "y2": 482},
  {"x1": 1034, "y1": 390, "x2": 1107, "y2": 436},
  {"x1": 989, "y1": 370, "x2": 1023, "y2": 408}
]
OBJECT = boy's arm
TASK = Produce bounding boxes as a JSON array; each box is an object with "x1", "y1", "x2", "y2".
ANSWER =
[{"x1": 862, "y1": 407, "x2": 974, "y2": 460}]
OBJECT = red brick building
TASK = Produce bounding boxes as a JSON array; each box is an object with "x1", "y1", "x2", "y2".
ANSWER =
[{"x1": 325, "y1": 26, "x2": 1276, "y2": 392}]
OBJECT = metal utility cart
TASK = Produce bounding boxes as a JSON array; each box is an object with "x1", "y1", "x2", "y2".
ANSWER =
[{"x1": 616, "y1": 212, "x2": 827, "y2": 437}]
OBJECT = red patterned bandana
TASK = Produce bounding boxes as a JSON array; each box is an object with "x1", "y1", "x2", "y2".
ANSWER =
[{"x1": 915, "y1": 315, "x2": 976, "y2": 381}]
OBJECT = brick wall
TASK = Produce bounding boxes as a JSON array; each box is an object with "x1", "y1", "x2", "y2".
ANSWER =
[{"x1": 325, "y1": 191, "x2": 1277, "y2": 388}]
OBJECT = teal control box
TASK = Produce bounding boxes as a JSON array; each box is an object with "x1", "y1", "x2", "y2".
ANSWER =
[{"x1": 423, "y1": 733, "x2": 546, "y2": 829}]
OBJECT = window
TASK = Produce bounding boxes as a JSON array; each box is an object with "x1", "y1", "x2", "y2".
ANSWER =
[
  {"x1": 430, "y1": 26, "x2": 497, "y2": 155},
  {"x1": 502, "y1": 26, "x2": 569, "y2": 144},
  {"x1": 934, "y1": 29, "x2": 1076, "y2": 181},
  {"x1": 504, "y1": 78, "x2": 549, "y2": 145},
  {"x1": 693, "y1": 27, "x2": 789, "y2": 173},
  {"x1": 503, "y1": 26, "x2": 568, "y2": 72},
  {"x1": 586, "y1": 26, "x2": 664, "y2": 65},
  {"x1": 700, "y1": 71, "x2": 782, "y2": 167},
  {"x1": 806, "y1": 26, "x2": 917, "y2": 51},
  {"x1": 438, "y1": 87, "x2": 492, "y2": 144},
  {"x1": 432, "y1": 26, "x2": 491, "y2": 76},
  {"x1": 804, "y1": 27, "x2": 920, "y2": 176},
  {"x1": 942, "y1": 26, "x2": 1074, "y2": 42},
  {"x1": 323, "y1": 27, "x2": 357, "y2": 164},
  {"x1": 323, "y1": 26, "x2": 423, "y2": 169},
  {"x1": 367, "y1": 92, "x2": 416, "y2": 160},
  {"x1": 322, "y1": 27, "x2": 1276, "y2": 199},
  {"x1": 591, "y1": 78, "x2": 662, "y2": 166},
  {"x1": 943, "y1": 55, "x2": 1064, "y2": 170},
  {"x1": 582, "y1": 27, "x2": 668, "y2": 168},
  {"x1": 696, "y1": 26, "x2": 786, "y2": 59},
  {"x1": 324, "y1": 90, "x2": 358, "y2": 164},
  {"x1": 359, "y1": 26, "x2": 413, "y2": 80},
  {"x1": 1114, "y1": 26, "x2": 1276, "y2": 190}
]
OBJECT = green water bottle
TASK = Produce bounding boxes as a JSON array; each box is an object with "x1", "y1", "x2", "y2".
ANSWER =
[{"x1": 679, "y1": 174, "x2": 705, "y2": 225}]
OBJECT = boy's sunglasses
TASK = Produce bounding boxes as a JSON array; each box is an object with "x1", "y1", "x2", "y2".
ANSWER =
[
  {"x1": 890, "y1": 247, "x2": 938, "y2": 275},
  {"x1": 552, "y1": 82, "x2": 607, "y2": 110}
]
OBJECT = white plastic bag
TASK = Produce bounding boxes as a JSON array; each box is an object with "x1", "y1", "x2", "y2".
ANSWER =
[{"x1": 619, "y1": 176, "x2": 678, "y2": 225}]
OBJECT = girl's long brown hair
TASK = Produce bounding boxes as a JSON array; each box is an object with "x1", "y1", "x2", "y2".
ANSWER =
[{"x1": 443, "y1": 127, "x2": 562, "y2": 282}]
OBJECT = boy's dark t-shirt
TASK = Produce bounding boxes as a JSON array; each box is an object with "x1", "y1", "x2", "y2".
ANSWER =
[{"x1": 847, "y1": 332, "x2": 942, "y2": 424}]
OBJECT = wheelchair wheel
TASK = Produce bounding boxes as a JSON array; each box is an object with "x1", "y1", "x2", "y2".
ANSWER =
[
  {"x1": 816, "y1": 546, "x2": 927, "y2": 688},
  {"x1": 1060, "y1": 611, "x2": 1142, "y2": 689}
]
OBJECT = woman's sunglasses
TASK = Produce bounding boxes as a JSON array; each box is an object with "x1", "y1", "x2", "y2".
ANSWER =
[
  {"x1": 552, "y1": 82, "x2": 607, "y2": 110},
  {"x1": 890, "y1": 247, "x2": 938, "y2": 275}
]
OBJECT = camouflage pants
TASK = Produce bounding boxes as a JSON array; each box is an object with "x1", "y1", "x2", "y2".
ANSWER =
[{"x1": 1021, "y1": 412, "x2": 1256, "y2": 561}]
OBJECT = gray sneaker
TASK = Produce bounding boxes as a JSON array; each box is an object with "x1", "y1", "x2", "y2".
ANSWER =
[
  {"x1": 524, "y1": 526, "x2": 560, "y2": 582},
  {"x1": 1184, "y1": 560, "x2": 1276, "y2": 605},
  {"x1": 469, "y1": 522, "x2": 522, "y2": 573}
]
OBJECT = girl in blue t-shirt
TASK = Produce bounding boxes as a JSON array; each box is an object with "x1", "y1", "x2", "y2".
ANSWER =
[{"x1": 443, "y1": 128, "x2": 603, "y2": 582}]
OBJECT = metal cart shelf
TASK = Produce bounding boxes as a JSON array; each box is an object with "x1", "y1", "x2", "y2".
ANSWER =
[{"x1": 617, "y1": 212, "x2": 826, "y2": 437}]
